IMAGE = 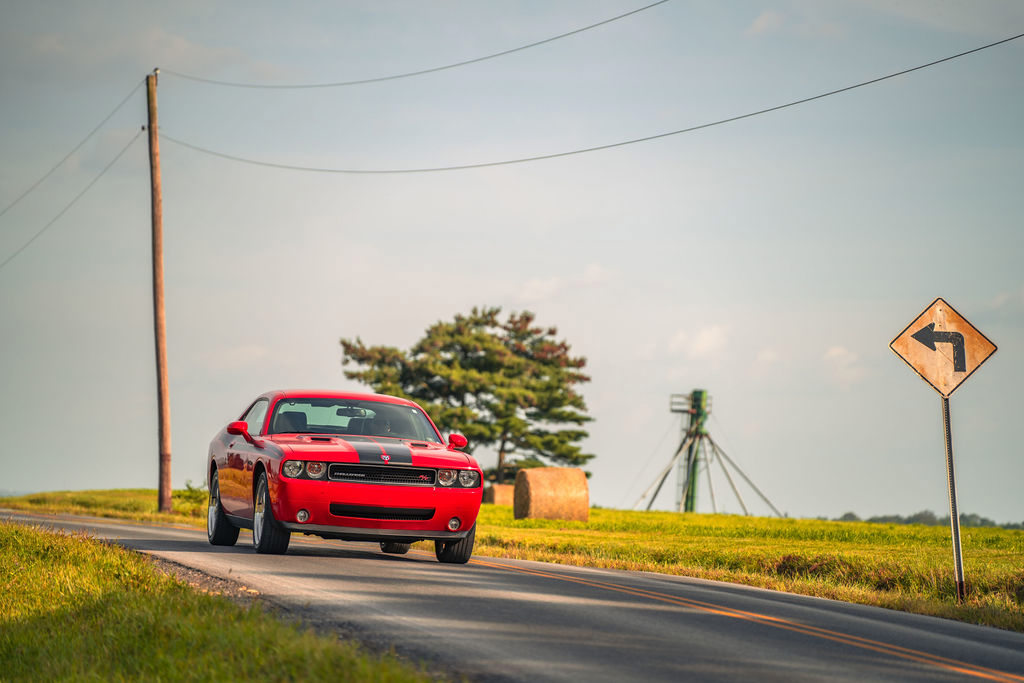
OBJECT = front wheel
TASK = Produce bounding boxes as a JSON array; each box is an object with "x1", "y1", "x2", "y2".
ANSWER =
[
  {"x1": 253, "y1": 473, "x2": 290, "y2": 555},
  {"x1": 208, "y1": 470, "x2": 239, "y2": 546},
  {"x1": 435, "y1": 524, "x2": 475, "y2": 564}
]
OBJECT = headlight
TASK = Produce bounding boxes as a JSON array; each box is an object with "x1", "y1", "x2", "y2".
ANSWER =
[
  {"x1": 282, "y1": 461, "x2": 303, "y2": 478},
  {"x1": 306, "y1": 462, "x2": 326, "y2": 479},
  {"x1": 458, "y1": 470, "x2": 480, "y2": 488},
  {"x1": 437, "y1": 469, "x2": 457, "y2": 486}
]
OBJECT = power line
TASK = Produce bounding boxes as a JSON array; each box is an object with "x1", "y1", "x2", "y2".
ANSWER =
[
  {"x1": 162, "y1": 31, "x2": 1024, "y2": 175},
  {"x1": 0, "y1": 80, "x2": 144, "y2": 221},
  {"x1": 620, "y1": 416, "x2": 679, "y2": 509},
  {"x1": 162, "y1": 1, "x2": 670, "y2": 89},
  {"x1": 0, "y1": 129, "x2": 144, "y2": 273}
]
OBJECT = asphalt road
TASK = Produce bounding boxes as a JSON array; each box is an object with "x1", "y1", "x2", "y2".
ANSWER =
[{"x1": 4, "y1": 509, "x2": 1024, "y2": 682}]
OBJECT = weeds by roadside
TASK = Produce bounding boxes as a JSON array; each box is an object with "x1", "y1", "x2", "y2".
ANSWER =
[{"x1": 0, "y1": 520, "x2": 434, "y2": 681}]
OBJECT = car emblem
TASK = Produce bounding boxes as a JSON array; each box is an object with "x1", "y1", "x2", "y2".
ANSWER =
[{"x1": 381, "y1": 454, "x2": 390, "y2": 463}]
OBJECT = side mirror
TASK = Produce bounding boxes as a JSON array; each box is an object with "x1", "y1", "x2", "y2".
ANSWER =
[
  {"x1": 448, "y1": 433, "x2": 468, "y2": 450},
  {"x1": 227, "y1": 421, "x2": 262, "y2": 447},
  {"x1": 227, "y1": 421, "x2": 248, "y2": 437}
]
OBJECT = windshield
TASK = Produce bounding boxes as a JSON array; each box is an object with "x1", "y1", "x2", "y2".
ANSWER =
[{"x1": 268, "y1": 397, "x2": 441, "y2": 443}]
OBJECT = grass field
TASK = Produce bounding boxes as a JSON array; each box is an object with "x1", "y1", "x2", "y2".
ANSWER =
[
  {"x1": 2, "y1": 488, "x2": 1022, "y2": 632},
  {"x1": 0, "y1": 519, "x2": 434, "y2": 681}
]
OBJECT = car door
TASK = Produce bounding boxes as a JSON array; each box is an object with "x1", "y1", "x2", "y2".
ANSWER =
[{"x1": 221, "y1": 399, "x2": 269, "y2": 518}]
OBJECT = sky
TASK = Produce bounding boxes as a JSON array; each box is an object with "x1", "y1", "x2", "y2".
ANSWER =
[{"x1": 1, "y1": 1, "x2": 1022, "y2": 523}]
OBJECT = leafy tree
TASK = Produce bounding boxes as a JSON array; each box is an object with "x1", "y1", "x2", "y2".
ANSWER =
[
  {"x1": 340, "y1": 307, "x2": 594, "y2": 482},
  {"x1": 837, "y1": 510, "x2": 1018, "y2": 529},
  {"x1": 905, "y1": 510, "x2": 939, "y2": 526}
]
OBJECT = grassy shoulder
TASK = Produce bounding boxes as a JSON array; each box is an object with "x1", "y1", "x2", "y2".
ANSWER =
[
  {"x1": 3, "y1": 489, "x2": 1022, "y2": 632},
  {"x1": 0, "y1": 519, "x2": 434, "y2": 681},
  {"x1": 0, "y1": 486, "x2": 210, "y2": 527}
]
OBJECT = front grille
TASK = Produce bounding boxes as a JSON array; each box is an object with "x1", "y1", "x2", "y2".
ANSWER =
[
  {"x1": 330, "y1": 503, "x2": 435, "y2": 521},
  {"x1": 328, "y1": 463, "x2": 436, "y2": 486}
]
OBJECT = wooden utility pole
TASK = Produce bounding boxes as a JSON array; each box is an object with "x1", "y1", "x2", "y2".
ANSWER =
[{"x1": 146, "y1": 69, "x2": 172, "y2": 513}]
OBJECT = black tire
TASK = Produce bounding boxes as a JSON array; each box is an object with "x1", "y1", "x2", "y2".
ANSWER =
[
  {"x1": 435, "y1": 524, "x2": 475, "y2": 564},
  {"x1": 207, "y1": 470, "x2": 239, "y2": 546},
  {"x1": 253, "y1": 473, "x2": 290, "y2": 554},
  {"x1": 380, "y1": 542, "x2": 411, "y2": 555}
]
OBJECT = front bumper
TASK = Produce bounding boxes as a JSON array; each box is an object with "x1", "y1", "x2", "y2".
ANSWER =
[
  {"x1": 279, "y1": 522, "x2": 470, "y2": 542},
  {"x1": 270, "y1": 476, "x2": 482, "y2": 540}
]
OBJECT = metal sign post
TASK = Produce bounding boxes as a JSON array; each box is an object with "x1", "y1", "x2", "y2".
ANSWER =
[
  {"x1": 890, "y1": 298, "x2": 997, "y2": 603},
  {"x1": 941, "y1": 396, "x2": 965, "y2": 602}
]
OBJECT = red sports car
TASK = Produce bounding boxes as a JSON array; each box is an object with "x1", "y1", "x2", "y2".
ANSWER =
[{"x1": 206, "y1": 390, "x2": 483, "y2": 563}]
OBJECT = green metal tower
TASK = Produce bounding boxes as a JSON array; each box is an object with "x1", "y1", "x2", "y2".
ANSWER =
[
  {"x1": 634, "y1": 389, "x2": 783, "y2": 517},
  {"x1": 681, "y1": 389, "x2": 709, "y2": 512},
  {"x1": 667, "y1": 389, "x2": 708, "y2": 511}
]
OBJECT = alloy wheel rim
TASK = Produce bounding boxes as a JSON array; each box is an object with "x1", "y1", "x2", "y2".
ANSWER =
[
  {"x1": 253, "y1": 481, "x2": 265, "y2": 547},
  {"x1": 207, "y1": 478, "x2": 219, "y2": 536}
]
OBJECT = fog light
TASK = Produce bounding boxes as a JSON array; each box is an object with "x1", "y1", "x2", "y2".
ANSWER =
[
  {"x1": 297, "y1": 509, "x2": 310, "y2": 523},
  {"x1": 447, "y1": 517, "x2": 461, "y2": 531}
]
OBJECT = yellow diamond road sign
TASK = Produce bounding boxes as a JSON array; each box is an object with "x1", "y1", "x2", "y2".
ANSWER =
[{"x1": 890, "y1": 298, "x2": 997, "y2": 397}]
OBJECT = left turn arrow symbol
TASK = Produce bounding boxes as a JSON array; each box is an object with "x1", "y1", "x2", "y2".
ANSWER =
[{"x1": 911, "y1": 323, "x2": 966, "y2": 372}]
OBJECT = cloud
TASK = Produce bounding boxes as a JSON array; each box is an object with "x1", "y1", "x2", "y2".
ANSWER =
[
  {"x1": 744, "y1": 9, "x2": 842, "y2": 39},
  {"x1": 579, "y1": 263, "x2": 611, "y2": 286},
  {"x1": 823, "y1": 346, "x2": 865, "y2": 387},
  {"x1": 668, "y1": 330, "x2": 689, "y2": 355},
  {"x1": 974, "y1": 286, "x2": 1024, "y2": 328},
  {"x1": 669, "y1": 325, "x2": 729, "y2": 360},
  {"x1": 747, "y1": 10, "x2": 785, "y2": 35},
  {"x1": 691, "y1": 326, "x2": 728, "y2": 357},
  {"x1": 519, "y1": 276, "x2": 564, "y2": 303},
  {"x1": 990, "y1": 286, "x2": 1024, "y2": 311},
  {"x1": 517, "y1": 263, "x2": 613, "y2": 303}
]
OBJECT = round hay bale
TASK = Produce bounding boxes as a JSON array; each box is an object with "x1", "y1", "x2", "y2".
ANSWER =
[
  {"x1": 513, "y1": 468, "x2": 589, "y2": 522},
  {"x1": 483, "y1": 484, "x2": 514, "y2": 506}
]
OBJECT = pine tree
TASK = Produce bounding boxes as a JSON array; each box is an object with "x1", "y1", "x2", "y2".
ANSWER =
[{"x1": 340, "y1": 307, "x2": 593, "y2": 482}]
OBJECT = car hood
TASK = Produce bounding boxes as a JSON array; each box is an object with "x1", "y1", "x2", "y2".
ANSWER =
[{"x1": 268, "y1": 435, "x2": 477, "y2": 468}]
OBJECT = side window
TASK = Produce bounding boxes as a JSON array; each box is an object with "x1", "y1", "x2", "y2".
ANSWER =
[{"x1": 242, "y1": 400, "x2": 269, "y2": 436}]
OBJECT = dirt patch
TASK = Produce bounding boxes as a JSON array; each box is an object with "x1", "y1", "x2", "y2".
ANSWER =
[{"x1": 148, "y1": 555, "x2": 263, "y2": 606}]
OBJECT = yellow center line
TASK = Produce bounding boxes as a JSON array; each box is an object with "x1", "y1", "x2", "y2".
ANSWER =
[{"x1": 469, "y1": 557, "x2": 1023, "y2": 683}]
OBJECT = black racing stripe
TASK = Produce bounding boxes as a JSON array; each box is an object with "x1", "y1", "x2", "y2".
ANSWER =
[
  {"x1": 342, "y1": 438, "x2": 385, "y2": 463},
  {"x1": 380, "y1": 441, "x2": 413, "y2": 465},
  {"x1": 342, "y1": 436, "x2": 413, "y2": 464}
]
